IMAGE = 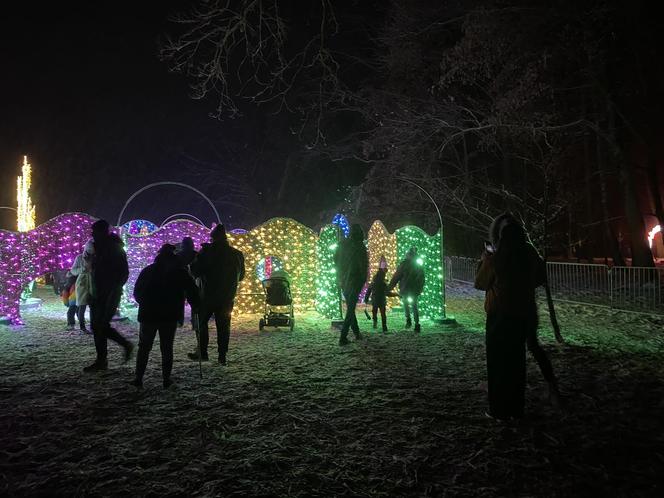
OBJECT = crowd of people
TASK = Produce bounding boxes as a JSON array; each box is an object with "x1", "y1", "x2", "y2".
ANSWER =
[{"x1": 60, "y1": 214, "x2": 557, "y2": 420}]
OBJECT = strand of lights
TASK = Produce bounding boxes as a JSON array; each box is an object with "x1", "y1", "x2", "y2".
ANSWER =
[
  {"x1": 0, "y1": 213, "x2": 98, "y2": 324},
  {"x1": 0, "y1": 214, "x2": 445, "y2": 324},
  {"x1": 331, "y1": 213, "x2": 350, "y2": 238},
  {"x1": 394, "y1": 226, "x2": 444, "y2": 320},
  {"x1": 16, "y1": 156, "x2": 36, "y2": 233},
  {"x1": 256, "y1": 255, "x2": 284, "y2": 282},
  {"x1": 315, "y1": 225, "x2": 342, "y2": 318},
  {"x1": 367, "y1": 220, "x2": 399, "y2": 309},
  {"x1": 648, "y1": 225, "x2": 661, "y2": 249},
  {"x1": 120, "y1": 219, "x2": 158, "y2": 236}
]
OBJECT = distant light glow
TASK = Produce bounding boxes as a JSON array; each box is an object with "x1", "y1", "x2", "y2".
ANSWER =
[{"x1": 648, "y1": 225, "x2": 661, "y2": 248}]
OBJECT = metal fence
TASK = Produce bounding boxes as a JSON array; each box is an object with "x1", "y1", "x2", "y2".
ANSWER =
[{"x1": 445, "y1": 256, "x2": 664, "y2": 315}]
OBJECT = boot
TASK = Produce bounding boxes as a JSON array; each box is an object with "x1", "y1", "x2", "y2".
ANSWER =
[
  {"x1": 405, "y1": 319, "x2": 412, "y2": 329},
  {"x1": 123, "y1": 343, "x2": 134, "y2": 364},
  {"x1": 339, "y1": 336, "x2": 350, "y2": 346},
  {"x1": 130, "y1": 378, "x2": 143, "y2": 388},
  {"x1": 218, "y1": 355, "x2": 227, "y2": 366},
  {"x1": 414, "y1": 323, "x2": 421, "y2": 333},
  {"x1": 83, "y1": 359, "x2": 108, "y2": 372},
  {"x1": 372, "y1": 319, "x2": 377, "y2": 329},
  {"x1": 382, "y1": 325, "x2": 388, "y2": 333},
  {"x1": 163, "y1": 378, "x2": 174, "y2": 389}
]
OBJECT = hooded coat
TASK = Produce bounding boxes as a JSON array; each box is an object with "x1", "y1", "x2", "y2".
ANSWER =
[
  {"x1": 92, "y1": 233, "x2": 129, "y2": 294},
  {"x1": 191, "y1": 228, "x2": 245, "y2": 308},
  {"x1": 334, "y1": 225, "x2": 368, "y2": 294},
  {"x1": 134, "y1": 250, "x2": 200, "y2": 323}
]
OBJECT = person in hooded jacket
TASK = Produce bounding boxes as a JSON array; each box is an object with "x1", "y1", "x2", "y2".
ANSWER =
[
  {"x1": 83, "y1": 219, "x2": 133, "y2": 372},
  {"x1": 477, "y1": 213, "x2": 561, "y2": 413},
  {"x1": 389, "y1": 247, "x2": 425, "y2": 333},
  {"x1": 131, "y1": 244, "x2": 200, "y2": 388},
  {"x1": 364, "y1": 256, "x2": 392, "y2": 332},
  {"x1": 334, "y1": 224, "x2": 369, "y2": 345},
  {"x1": 188, "y1": 224, "x2": 245, "y2": 364},
  {"x1": 474, "y1": 213, "x2": 557, "y2": 420},
  {"x1": 69, "y1": 239, "x2": 95, "y2": 334}
]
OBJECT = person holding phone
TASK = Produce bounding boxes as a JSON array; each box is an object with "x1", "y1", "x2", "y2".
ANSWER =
[{"x1": 474, "y1": 213, "x2": 554, "y2": 420}]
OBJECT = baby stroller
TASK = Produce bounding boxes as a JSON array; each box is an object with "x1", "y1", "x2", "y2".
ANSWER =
[{"x1": 259, "y1": 270, "x2": 295, "y2": 331}]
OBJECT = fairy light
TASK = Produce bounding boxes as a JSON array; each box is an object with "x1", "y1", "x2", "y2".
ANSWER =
[
  {"x1": 394, "y1": 226, "x2": 444, "y2": 320},
  {"x1": 0, "y1": 214, "x2": 445, "y2": 324},
  {"x1": 648, "y1": 225, "x2": 661, "y2": 249},
  {"x1": 315, "y1": 224, "x2": 342, "y2": 318},
  {"x1": 331, "y1": 213, "x2": 350, "y2": 238},
  {"x1": 366, "y1": 220, "x2": 399, "y2": 308},
  {"x1": 16, "y1": 156, "x2": 36, "y2": 233}
]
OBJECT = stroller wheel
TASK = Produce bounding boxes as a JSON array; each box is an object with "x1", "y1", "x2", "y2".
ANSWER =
[
  {"x1": 259, "y1": 318, "x2": 265, "y2": 331},
  {"x1": 289, "y1": 319, "x2": 295, "y2": 331}
]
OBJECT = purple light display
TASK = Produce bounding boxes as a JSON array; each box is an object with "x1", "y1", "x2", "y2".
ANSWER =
[{"x1": 0, "y1": 213, "x2": 98, "y2": 324}]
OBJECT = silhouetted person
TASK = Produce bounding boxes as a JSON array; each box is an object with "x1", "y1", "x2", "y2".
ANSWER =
[
  {"x1": 334, "y1": 224, "x2": 368, "y2": 345},
  {"x1": 389, "y1": 247, "x2": 425, "y2": 333},
  {"x1": 84, "y1": 219, "x2": 133, "y2": 372},
  {"x1": 364, "y1": 258, "x2": 390, "y2": 332},
  {"x1": 131, "y1": 244, "x2": 200, "y2": 388},
  {"x1": 475, "y1": 213, "x2": 555, "y2": 420},
  {"x1": 189, "y1": 224, "x2": 245, "y2": 365},
  {"x1": 177, "y1": 236, "x2": 197, "y2": 269},
  {"x1": 487, "y1": 213, "x2": 561, "y2": 408},
  {"x1": 62, "y1": 270, "x2": 78, "y2": 330}
]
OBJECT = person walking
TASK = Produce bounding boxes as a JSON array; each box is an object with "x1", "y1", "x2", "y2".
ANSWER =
[
  {"x1": 334, "y1": 224, "x2": 368, "y2": 346},
  {"x1": 364, "y1": 256, "x2": 390, "y2": 333},
  {"x1": 188, "y1": 224, "x2": 245, "y2": 365},
  {"x1": 70, "y1": 240, "x2": 94, "y2": 334},
  {"x1": 83, "y1": 219, "x2": 133, "y2": 372},
  {"x1": 131, "y1": 244, "x2": 200, "y2": 388},
  {"x1": 389, "y1": 247, "x2": 425, "y2": 332},
  {"x1": 474, "y1": 213, "x2": 556, "y2": 420}
]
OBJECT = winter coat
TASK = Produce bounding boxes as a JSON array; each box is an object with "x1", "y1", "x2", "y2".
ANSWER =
[
  {"x1": 190, "y1": 240, "x2": 245, "y2": 308},
  {"x1": 334, "y1": 234, "x2": 368, "y2": 295},
  {"x1": 134, "y1": 253, "x2": 201, "y2": 323},
  {"x1": 71, "y1": 254, "x2": 93, "y2": 306},
  {"x1": 364, "y1": 269, "x2": 388, "y2": 307},
  {"x1": 177, "y1": 248, "x2": 197, "y2": 269},
  {"x1": 92, "y1": 233, "x2": 129, "y2": 295},
  {"x1": 474, "y1": 243, "x2": 545, "y2": 317},
  {"x1": 389, "y1": 257, "x2": 425, "y2": 296}
]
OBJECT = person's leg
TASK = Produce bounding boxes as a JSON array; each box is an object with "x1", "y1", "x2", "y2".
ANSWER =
[
  {"x1": 215, "y1": 305, "x2": 232, "y2": 363},
  {"x1": 101, "y1": 288, "x2": 132, "y2": 360},
  {"x1": 372, "y1": 304, "x2": 378, "y2": 329},
  {"x1": 89, "y1": 300, "x2": 108, "y2": 365},
  {"x1": 413, "y1": 298, "x2": 420, "y2": 332},
  {"x1": 380, "y1": 305, "x2": 387, "y2": 332},
  {"x1": 339, "y1": 291, "x2": 353, "y2": 343},
  {"x1": 486, "y1": 312, "x2": 510, "y2": 420},
  {"x1": 346, "y1": 290, "x2": 361, "y2": 338},
  {"x1": 505, "y1": 320, "x2": 527, "y2": 419},
  {"x1": 67, "y1": 305, "x2": 77, "y2": 327},
  {"x1": 158, "y1": 322, "x2": 177, "y2": 385},
  {"x1": 403, "y1": 299, "x2": 412, "y2": 327},
  {"x1": 134, "y1": 322, "x2": 157, "y2": 385},
  {"x1": 77, "y1": 304, "x2": 87, "y2": 331},
  {"x1": 526, "y1": 326, "x2": 561, "y2": 407}
]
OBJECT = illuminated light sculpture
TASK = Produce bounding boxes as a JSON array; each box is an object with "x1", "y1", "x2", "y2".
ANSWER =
[
  {"x1": 394, "y1": 226, "x2": 444, "y2": 320},
  {"x1": 0, "y1": 214, "x2": 445, "y2": 325},
  {"x1": 331, "y1": 213, "x2": 350, "y2": 238},
  {"x1": 315, "y1": 225, "x2": 342, "y2": 318},
  {"x1": 121, "y1": 219, "x2": 158, "y2": 236},
  {"x1": 366, "y1": 220, "x2": 399, "y2": 308},
  {"x1": 0, "y1": 213, "x2": 98, "y2": 324},
  {"x1": 648, "y1": 225, "x2": 661, "y2": 249},
  {"x1": 256, "y1": 255, "x2": 285, "y2": 282},
  {"x1": 16, "y1": 156, "x2": 36, "y2": 233}
]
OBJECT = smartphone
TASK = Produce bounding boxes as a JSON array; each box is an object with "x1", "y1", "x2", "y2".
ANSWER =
[{"x1": 484, "y1": 241, "x2": 495, "y2": 253}]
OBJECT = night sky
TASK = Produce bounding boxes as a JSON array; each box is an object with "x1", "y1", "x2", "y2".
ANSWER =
[{"x1": 0, "y1": 1, "x2": 253, "y2": 229}]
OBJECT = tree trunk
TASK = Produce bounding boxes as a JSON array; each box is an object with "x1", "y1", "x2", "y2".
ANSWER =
[
  {"x1": 618, "y1": 158, "x2": 655, "y2": 267},
  {"x1": 596, "y1": 135, "x2": 625, "y2": 266},
  {"x1": 646, "y1": 143, "x2": 664, "y2": 229}
]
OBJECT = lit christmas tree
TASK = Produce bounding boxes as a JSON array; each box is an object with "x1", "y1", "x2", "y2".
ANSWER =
[{"x1": 17, "y1": 155, "x2": 36, "y2": 232}]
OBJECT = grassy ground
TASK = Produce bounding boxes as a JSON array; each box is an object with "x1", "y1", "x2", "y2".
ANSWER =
[{"x1": 0, "y1": 284, "x2": 662, "y2": 497}]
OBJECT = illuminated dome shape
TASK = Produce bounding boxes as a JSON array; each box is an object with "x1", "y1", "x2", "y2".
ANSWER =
[
  {"x1": 121, "y1": 219, "x2": 158, "y2": 236},
  {"x1": 256, "y1": 255, "x2": 285, "y2": 282},
  {"x1": 331, "y1": 213, "x2": 350, "y2": 237}
]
